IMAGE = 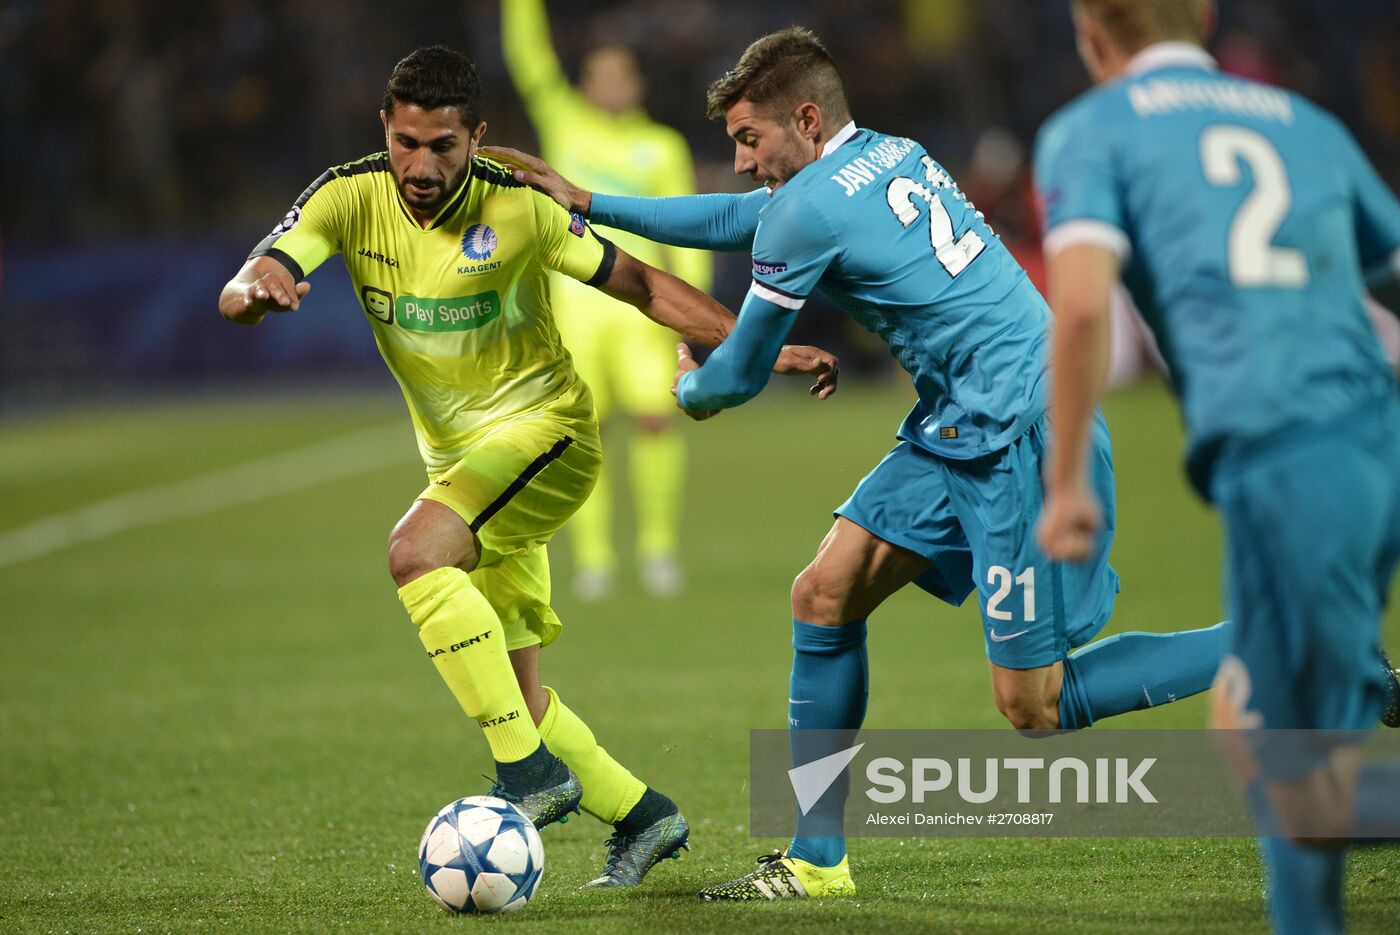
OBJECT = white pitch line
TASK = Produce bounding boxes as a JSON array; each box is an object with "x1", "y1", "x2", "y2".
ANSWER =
[{"x1": 0, "y1": 421, "x2": 414, "y2": 569}]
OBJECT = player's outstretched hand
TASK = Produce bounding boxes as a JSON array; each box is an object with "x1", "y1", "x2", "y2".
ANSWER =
[
  {"x1": 478, "y1": 146, "x2": 591, "y2": 217},
  {"x1": 774, "y1": 345, "x2": 840, "y2": 399},
  {"x1": 672, "y1": 343, "x2": 719, "y2": 421},
  {"x1": 220, "y1": 256, "x2": 311, "y2": 325},
  {"x1": 1036, "y1": 483, "x2": 1101, "y2": 562},
  {"x1": 243, "y1": 272, "x2": 310, "y2": 314}
]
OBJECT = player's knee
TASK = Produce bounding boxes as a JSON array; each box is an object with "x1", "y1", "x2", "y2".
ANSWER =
[
  {"x1": 995, "y1": 693, "x2": 1058, "y2": 731},
  {"x1": 791, "y1": 566, "x2": 840, "y2": 624},
  {"x1": 387, "y1": 533, "x2": 440, "y2": 588},
  {"x1": 1267, "y1": 768, "x2": 1359, "y2": 842},
  {"x1": 1276, "y1": 807, "x2": 1352, "y2": 845},
  {"x1": 387, "y1": 501, "x2": 481, "y2": 587},
  {"x1": 634, "y1": 413, "x2": 671, "y2": 434}
]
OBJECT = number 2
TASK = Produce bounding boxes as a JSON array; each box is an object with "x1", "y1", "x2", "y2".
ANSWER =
[
  {"x1": 885, "y1": 177, "x2": 986, "y2": 277},
  {"x1": 987, "y1": 566, "x2": 1036, "y2": 621},
  {"x1": 1199, "y1": 126, "x2": 1308, "y2": 288}
]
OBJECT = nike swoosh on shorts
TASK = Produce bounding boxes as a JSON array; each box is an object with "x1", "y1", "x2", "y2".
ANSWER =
[{"x1": 988, "y1": 629, "x2": 1030, "y2": 643}]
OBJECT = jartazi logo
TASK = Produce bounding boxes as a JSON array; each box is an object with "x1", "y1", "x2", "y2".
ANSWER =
[
  {"x1": 357, "y1": 246, "x2": 400, "y2": 268},
  {"x1": 788, "y1": 743, "x2": 1157, "y2": 811}
]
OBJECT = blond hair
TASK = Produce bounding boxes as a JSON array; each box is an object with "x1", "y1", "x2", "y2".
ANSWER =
[{"x1": 1071, "y1": 0, "x2": 1209, "y2": 53}]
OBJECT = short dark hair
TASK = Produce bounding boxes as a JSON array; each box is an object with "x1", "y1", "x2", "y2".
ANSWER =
[
  {"x1": 383, "y1": 46, "x2": 482, "y2": 127},
  {"x1": 705, "y1": 27, "x2": 850, "y2": 124}
]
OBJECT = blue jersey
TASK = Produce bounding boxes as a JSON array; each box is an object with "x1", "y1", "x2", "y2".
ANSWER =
[
  {"x1": 1035, "y1": 43, "x2": 1400, "y2": 490},
  {"x1": 593, "y1": 123, "x2": 1051, "y2": 460}
]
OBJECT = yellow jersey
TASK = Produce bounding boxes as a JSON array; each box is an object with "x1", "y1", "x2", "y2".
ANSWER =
[
  {"x1": 502, "y1": 0, "x2": 712, "y2": 315},
  {"x1": 250, "y1": 153, "x2": 612, "y2": 475}
]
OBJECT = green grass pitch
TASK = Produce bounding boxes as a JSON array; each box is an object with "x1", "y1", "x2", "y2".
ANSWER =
[{"x1": 2, "y1": 380, "x2": 1397, "y2": 932}]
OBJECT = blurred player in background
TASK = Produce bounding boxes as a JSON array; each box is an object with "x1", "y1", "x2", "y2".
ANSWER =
[
  {"x1": 217, "y1": 46, "x2": 836, "y2": 888},
  {"x1": 502, "y1": 0, "x2": 713, "y2": 600},
  {"x1": 491, "y1": 26, "x2": 1234, "y2": 901},
  {"x1": 1035, "y1": 2, "x2": 1400, "y2": 932}
]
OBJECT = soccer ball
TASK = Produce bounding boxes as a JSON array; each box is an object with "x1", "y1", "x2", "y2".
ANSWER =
[{"x1": 418, "y1": 796, "x2": 544, "y2": 914}]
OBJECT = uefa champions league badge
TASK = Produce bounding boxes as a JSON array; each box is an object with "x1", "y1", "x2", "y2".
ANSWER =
[
  {"x1": 270, "y1": 205, "x2": 301, "y2": 237},
  {"x1": 462, "y1": 224, "x2": 499, "y2": 261},
  {"x1": 568, "y1": 213, "x2": 586, "y2": 237}
]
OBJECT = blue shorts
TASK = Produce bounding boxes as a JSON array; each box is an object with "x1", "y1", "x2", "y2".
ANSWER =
[
  {"x1": 836, "y1": 414, "x2": 1120, "y2": 669},
  {"x1": 1212, "y1": 400, "x2": 1400, "y2": 756}
]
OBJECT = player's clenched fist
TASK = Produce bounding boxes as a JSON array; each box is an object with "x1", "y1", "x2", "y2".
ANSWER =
[
  {"x1": 672, "y1": 343, "x2": 719, "y2": 421},
  {"x1": 1036, "y1": 482, "x2": 1102, "y2": 562}
]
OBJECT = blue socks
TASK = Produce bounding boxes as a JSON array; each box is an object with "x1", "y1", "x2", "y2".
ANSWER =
[
  {"x1": 1260, "y1": 836, "x2": 1346, "y2": 935},
  {"x1": 1057, "y1": 621, "x2": 1232, "y2": 729},
  {"x1": 786, "y1": 618, "x2": 868, "y2": 869},
  {"x1": 1249, "y1": 760, "x2": 1400, "y2": 935}
]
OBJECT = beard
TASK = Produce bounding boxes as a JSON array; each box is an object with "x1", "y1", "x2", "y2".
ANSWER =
[
  {"x1": 759, "y1": 126, "x2": 811, "y2": 190},
  {"x1": 398, "y1": 163, "x2": 469, "y2": 213}
]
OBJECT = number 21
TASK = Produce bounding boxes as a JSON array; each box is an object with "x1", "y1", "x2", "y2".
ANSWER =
[{"x1": 987, "y1": 565, "x2": 1036, "y2": 621}]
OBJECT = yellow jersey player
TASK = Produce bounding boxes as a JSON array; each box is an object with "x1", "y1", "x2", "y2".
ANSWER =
[
  {"x1": 502, "y1": 0, "x2": 712, "y2": 599},
  {"x1": 216, "y1": 46, "x2": 837, "y2": 888}
]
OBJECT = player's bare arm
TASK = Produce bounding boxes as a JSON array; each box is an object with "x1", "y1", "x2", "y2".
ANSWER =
[
  {"x1": 598, "y1": 245, "x2": 839, "y2": 394},
  {"x1": 481, "y1": 145, "x2": 590, "y2": 215},
  {"x1": 597, "y1": 246, "x2": 729, "y2": 345},
  {"x1": 1037, "y1": 242, "x2": 1120, "y2": 562},
  {"x1": 218, "y1": 255, "x2": 311, "y2": 326}
]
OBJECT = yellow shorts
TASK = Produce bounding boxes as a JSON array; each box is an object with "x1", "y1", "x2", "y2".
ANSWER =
[
  {"x1": 553, "y1": 277, "x2": 677, "y2": 420},
  {"x1": 418, "y1": 398, "x2": 602, "y2": 650}
]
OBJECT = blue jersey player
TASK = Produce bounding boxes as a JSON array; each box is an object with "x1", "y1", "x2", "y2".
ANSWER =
[
  {"x1": 1035, "y1": 2, "x2": 1400, "y2": 933},
  {"x1": 491, "y1": 27, "x2": 1231, "y2": 900}
]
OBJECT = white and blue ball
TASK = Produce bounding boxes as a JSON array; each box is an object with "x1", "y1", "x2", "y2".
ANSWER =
[{"x1": 418, "y1": 796, "x2": 544, "y2": 914}]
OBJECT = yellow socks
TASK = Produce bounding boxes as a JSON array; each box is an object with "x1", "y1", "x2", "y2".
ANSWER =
[
  {"x1": 632, "y1": 429, "x2": 684, "y2": 560},
  {"x1": 538, "y1": 686, "x2": 645, "y2": 823},
  {"x1": 398, "y1": 567, "x2": 540, "y2": 764},
  {"x1": 400, "y1": 572, "x2": 653, "y2": 820}
]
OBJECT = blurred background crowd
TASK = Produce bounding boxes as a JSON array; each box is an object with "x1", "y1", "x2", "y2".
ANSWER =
[{"x1": 1, "y1": 0, "x2": 1398, "y2": 409}]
